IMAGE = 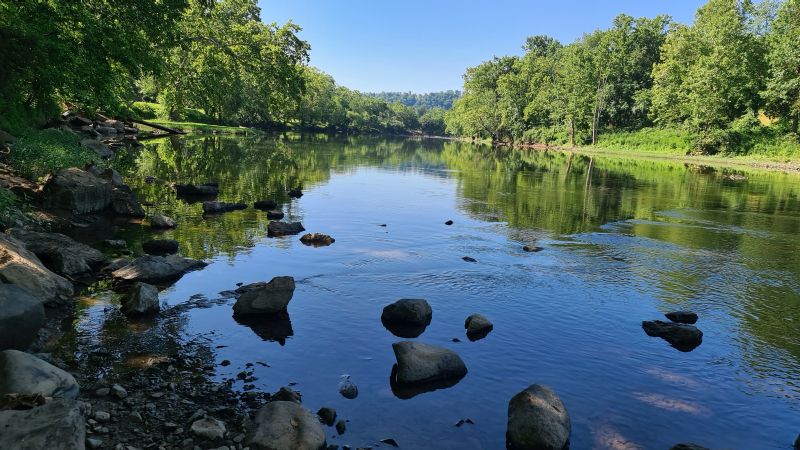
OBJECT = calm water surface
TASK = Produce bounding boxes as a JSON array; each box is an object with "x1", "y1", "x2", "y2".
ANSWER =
[{"x1": 65, "y1": 135, "x2": 800, "y2": 449}]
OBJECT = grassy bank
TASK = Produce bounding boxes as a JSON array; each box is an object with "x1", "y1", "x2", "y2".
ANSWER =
[
  {"x1": 131, "y1": 102, "x2": 262, "y2": 135},
  {"x1": 8, "y1": 129, "x2": 96, "y2": 179}
]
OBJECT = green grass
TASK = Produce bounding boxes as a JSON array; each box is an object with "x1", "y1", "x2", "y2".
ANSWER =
[
  {"x1": 10, "y1": 129, "x2": 96, "y2": 179},
  {"x1": 594, "y1": 127, "x2": 694, "y2": 156}
]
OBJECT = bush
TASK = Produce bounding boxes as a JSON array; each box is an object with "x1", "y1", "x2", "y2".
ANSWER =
[
  {"x1": 9, "y1": 129, "x2": 96, "y2": 179},
  {"x1": 130, "y1": 102, "x2": 164, "y2": 120}
]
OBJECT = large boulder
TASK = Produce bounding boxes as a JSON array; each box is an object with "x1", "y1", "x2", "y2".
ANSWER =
[
  {"x1": 0, "y1": 399, "x2": 85, "y2": 450},
  {"x1": 268, "y1": 221, "x2": 305, "y2": 237},
  {"x1": 86, "y1": 165, "x2": 123, "y2": 186},
  {"x1": 111, "y1": 187, "x2": 145, "y2": 217},
  {"x1": 233, "y1": 276, "x2": 295, "y2": 317},
  {"x1": 0, "y1": 284, "x2": 45, "y2": 350},
  {"x1": 202, "y1": 201, "x2": 247, "y2": 214},
  {"x1": 642, "y1": 320, "x2": 703, "y2": 352},
  {"x1": 0, "y1": 234, "x2": 73, "y2": 304},
  {"x1": 0, "y1": 350, "x2": 79, "y2": 399},
  {"x1": 507, "y1": 384, "x2": 571, "y2": 450},
  {"x1": 121, "y1": 282, "x2": 160, "y2": 317},
  {"x1": 111, "y1": 254, "x2": 207, "y2": 283},
  {"x1": 42, "y1": 168, "x2": 113, "y2": 214},
  {"x1": 381, "y1": 299, "x2": 432, "y2": 338},
  {"x1": 245, "y1": 401, "x2": 326, "y2": 450},
  {"x1": 150, "y1": 212, "x2": 176, "y2": 229},
  {"x1": 391, "y1": 341, "x2": 467, "y2": 385},
  {"x1": 8, "y1": 229, "x2": 107, "y2": 276},
  {"x1": 141, "y1": 239, "x2": 179, "y2": 256}
]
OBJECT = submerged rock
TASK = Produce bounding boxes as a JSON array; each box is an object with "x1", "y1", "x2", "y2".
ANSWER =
[
  {"x1": 142, "y1": 239, "x2": 179, "y2": 256},
  {"x1": 335, "y1": 419, "x2": 346, "y2": 435},
  {"x1": 8, "y1": 228, "x2": 107, "y2": 276},
  {"x1": 268, "y1": 221, "x2": 306, "y2": 237},
  {"x1": 0, "y1": 284, "x2": 45, "y2": 350},
  {"x1": 300, "y1": 233, "x2": 335, "y2": 247},
  {"x1": 338, "y1": 377, "x2": 358, "y2": 399},
  {"x1": 317, "y1": 407, "x2": 337, "y2": 426},
  {"x1": 202, "y1": 201, "x2": 247, "y2": 214},
  {"x1": 462, "y1": 256, "x2": 477, "y2": 263},
  {"x1": 465, "y1": 313, "x2": 493, "y2": 341},
  {"x1": 665, "y1": 311, "x2": 699, "y2": 325},
  {"x1": 233, "y1": 276, "x2": 296, "y2": 316},
  {"x1": 112, "y1": 254, "x2": 207, "y2": 283},
  {"x1": 173, "y1": 182, "x2": 219, "y2": 197},
  {"x1": 245, "y1": 401, "x2": 326, "y2": 450},
  {"x1": 391, "y1": 341, "x2": 467, "y2": 386},
  {"x1": 523, "y1": 245, "x2": 543, "y2": 253},
  {"x1": 150, "y1": 212, "x2": 177, "y2": 229},
  {"x1": 381, "y1": 299, "x2": 432, "y2": 338},
  {"x1": 253, "y1": 199, "x2": 277, "y2": 210},
  {"x1": 642, "y1": 320, "x2": 703, "y2": 352},
  {"x1": 0, "y1": 234, "x2": 73, "y2": 304},
  {"x1": 42, "y1": 167, "x2": 112, "y2": 213},
  {"x1": 0, "y1": 399, "x2": 85, "y2": 450},
  {"x1": 287, "y1": 188, "x2": 303, "y2": 198},
  {"x1": 0, "y1": 350, "x2": 79, "y2": 399},
  {"x1": 445, "y1": 220, "x2": 454, "y2": 225},
  {"x1": 266, "y1": 211, "x2": 285, "y2": 220},
  {"x1": 121, "y1": 282, "x2": 160, "y2": 317},
  {"x1": 507, "y1": 384, "x2": 571, "y2": 450}
]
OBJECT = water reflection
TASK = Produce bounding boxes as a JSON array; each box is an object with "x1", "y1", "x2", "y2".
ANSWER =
[
  {"x1": 388, "y1": 364, "x2": 467, "y2": 400},
  {"x1": 233, "y1": 312, "x2": 294, "y2": 345}
]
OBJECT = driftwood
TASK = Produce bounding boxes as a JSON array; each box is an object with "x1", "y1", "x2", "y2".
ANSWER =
[{"x1": 127, "y1": 118, "x2": 186, "y2": 135}]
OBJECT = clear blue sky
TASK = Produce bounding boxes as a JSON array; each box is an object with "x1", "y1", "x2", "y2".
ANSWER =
[{"x1": 259, "y1": 0, "x2": 707, "y2": 93}]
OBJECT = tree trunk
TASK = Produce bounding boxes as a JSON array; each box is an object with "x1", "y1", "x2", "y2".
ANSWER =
[{"x1": 570, "y1": 118, "x2": 576, "y2": 147}]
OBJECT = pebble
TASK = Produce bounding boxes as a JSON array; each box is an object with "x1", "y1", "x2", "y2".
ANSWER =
[
  {"x1": 190, "y1": 417, "x2": 226, "y2": 440},
  {"x1": 111, "y1": 384, "x2": 128, "y2": 399},
  {"x1": 86, "y1": 438, "x2": 103, "y2": 449},
  {"x1": 94, "y1": 411, "x2": 111, "y2": 422},
  {"x1": 96, "y1": 387, "x2": 111, "y2": 397}
]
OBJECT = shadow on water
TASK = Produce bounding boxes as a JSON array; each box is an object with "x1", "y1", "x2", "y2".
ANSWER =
[{"x1": 388, "y1": 364, "x2": 467, "y2": 400}]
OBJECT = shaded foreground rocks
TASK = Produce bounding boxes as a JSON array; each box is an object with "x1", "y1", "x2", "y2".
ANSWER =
[
  {"x1": 665, "y1": 310, "x2": 699, "y2": 325},
  {"x1": 642, "y1": 320, "x2": 703, "y2": 352},
  {"x1": 42, "y1": 167, "x2": 112, "y2": 213},
  {"x1": 507, "y1": 384, "x2": 571, "y2": 450},
  {"x1": 465, "y1": 313, "x2": 493, "y2": 341},
  {"x1": 300, "y1": 233, "x2": 335, "y2": 247},
  {"x1": 141, "y1": 239, "x2": 179, "y2": 256},
  {"x1": 9, "y1": 228, "x2": 107, "y2": 276},
  {"x1": 191, "y1": 417, "x2": 226, "y2": 440},
  {"x1": 202, "y1": 200, "x2": 247, "y2": 214},
  {"x1": 120, "y1": 282, "x2": 160, "y2": 317},
  {"x1": 111, "y1": 186, "x2": 145, "y2": 217},
  {"x1": 233, "y1": 276, "x2": 296, "y2": 316},
  {"x1": 150, "y1": 212, "x2": 176, "y2": 228},
  {"x1": 381, "y1": 298, "x2": 432, "y2": 338},
  {"x1": 0, "y1": 284, "x2": 45, "y2": 350},
  {"x1": 391, "y1": 341, "x2": 467, "y2": 386},
  {"x1": 669, "y1": 444, "x2": 711, "y2": 450},
  {"x1": 0, "y1": 399, "x2": 85, "y2": 450},
  {"x1": 111, "y1": 254, "x2": 207, "y2": 283},
  {"x1": 0, "y1": 233, "x2": 73, "y2": 304},
  {"x1": 0, "y1": 350, "x2": 79, "y2": 399},
  {"x1": 268, "y1": 221, "x2": 306, "y2": 237},
  {"x1": 245, "y1": 401, "x2": 326, "y2": 450}
]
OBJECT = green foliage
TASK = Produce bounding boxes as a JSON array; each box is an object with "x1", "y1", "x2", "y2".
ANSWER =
[
  {"x1": 0, "y1": 189, "x2": 17, "y2": 224},
  {"x1": 764, "y1": 0, "x2": 800, "y2": 133},
  {"x1": 419, "y1": 108, "x2": 447, "y2": 135},
  {"x1": 10, "y1": 129, "x2": 96, "y2": 179},
  {"x1": 594, "y1": 127, "x2": 695, "y2": 155},
  {"x1": 365, "y1": 91, "x2": 462, "y2": 111}
]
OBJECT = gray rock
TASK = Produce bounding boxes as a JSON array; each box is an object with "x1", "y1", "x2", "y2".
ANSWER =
[
  {"x1": 121, "y1": 282, "x2": 160, "y2": 317},
  {"x1": 104, "y1": 239, "x2": 127, "y2": 249},
  {"x1": 381, "y1": 299, "x2": 432, "y2": 328},
  {"x1": 0, "y1": 129, "x2": 17, "y2": 144},
  {"x1": 669, "y1": 445, "x2": 711, "y2": 450},
  {"x1": 253, "y1": 200, "x2": 277, "y2": 210},
  {"x1": 81, "y1": 139, "x2": 113, "y2": 158},
  {"x1": 111, "y1": 187, "x2": 145, "y2": 217},
  {"x1": 794, "y1": 434, "x2": 799, "y2": 450},
  {"x1": 86, "y1": 166, "x2": 123, "y2": 186},
  {"x1": 110, "y1": 384, "x2": 127, "y2": 399},
  {"x1": 266, "y1": 211, "x2": 285, "y2": 220},
  {"x1": 96, "y1": 125, "x2": 117, "y2": 135},
  {"x1": 507, "y1": 384, "x2": 570, "y2": 450},
  {"x1": 202, "y1": 201, "x2": 247, "y2": 214},
  {"x1": 338, "y1": 377, "x2": 358, "y2": 399},
  {"x1": 94, "y1": 411, "x2": 110, "y2": 422},
  {"x1": 0, "y1": 349, "x2": 79, "y2": 399},
  {"x1": 642, "y1": 320, "x2": 703, "y2": 352},
  {"x1": 317, "y1": 407, "x2": 336, "y2": 426},
  {"x1": 233, "y1": 276, "x2": 295, "y2": 316},
  {"x1": 245, "y1": 401, "x2": 325, "y2": 450},
  {"x1": 0, "y1": 284, "x2": 45, "y2": 350},
  {"x1": 465, "y1": 313, "x2": 493, "y2": 340},
  {"x1": 142, "y1": 239, "x2": 179, "y2": 256},
  {"x1": 173, "y1": 183, "x2": 219, "y2": 196},
  {"x1": 42, "y1": 168, "x2": 113, "y2": 214},
  {"x1": 102, "y1": 258, "x2": 130, "y2": 273},
  {"x1": 191, "y1": 417, "x2": 226, "y2": 440},
  {"x1": 522, "y1": 245, "x2": 543, "y2": 253},
  {"x1": 462, "y1": 256, "x2": 477, "y2": 263},
  {"x1": 0, "y1": 234, "x2": 73, "y2": 304},
  {"x1": 299, "y1": 233, "x2": 335, "y2": 247},
  {"x1": 9, "y1": 228, "x2": 107, "y2": 276},
  {"x1": 0, "y1": 399, "x2": 85, "y2": 450},
  {"x1": 86, "y1": 437, "x2": 103, "y2": 449},
  {"x1": 272, "y1": 386, "x2": 302, "y2": 403},
  {"x1": 150, "y1": 213, "x2": 176, "y2": 229},
  {"x1": 111, "y1": 254, "x2": 207, "y2": 283},
  {"x1": 391, "y1": 341, "x2": 467, "y2": 385},
  {"x1": 268, "y1": 221, "x2": 306, "y2": 237},
  {"x1": 665, "y1": 311, "x2": 698, "y2": 325},
  {"x1": 335, "y1": 420, "x2": 346, "y2": 435}
]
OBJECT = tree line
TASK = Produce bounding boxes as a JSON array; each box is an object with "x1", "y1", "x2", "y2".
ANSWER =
[
  {"x1": 0, "y1": 0, "x2": 454, "y2": 136},
  {"x1": 445, "y1": 0, "x2": 800, "y2": 154}
]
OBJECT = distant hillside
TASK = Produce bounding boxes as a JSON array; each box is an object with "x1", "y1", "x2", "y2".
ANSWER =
[{"x1": 366, "y1": 90, "x2": 461, "y2": 111}]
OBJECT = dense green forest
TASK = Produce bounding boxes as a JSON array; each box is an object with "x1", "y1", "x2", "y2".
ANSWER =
[
  {"x1": 445, "y1": 0, "x2": 800, "y2": 157},
  {"x1": 365, "y1": 91, "x2": 462, "y2": 111}
]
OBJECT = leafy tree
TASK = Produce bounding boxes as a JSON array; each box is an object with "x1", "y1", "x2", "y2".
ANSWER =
[
  {"x1": 419, "y1": 108, "x2": 447, "y2": 135},
  {"x1": 764, "y1": 0, "x2": 800, "y2": 134}
]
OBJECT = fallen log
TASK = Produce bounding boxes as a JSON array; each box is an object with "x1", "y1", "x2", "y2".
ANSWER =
[{"x1": 127, "y1": 118, "x2": 186, "y2": 135}]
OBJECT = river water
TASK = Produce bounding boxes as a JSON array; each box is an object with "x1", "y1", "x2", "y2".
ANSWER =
[{"x1": 64, "y1": 134, "x2": 800, "y2": 449}]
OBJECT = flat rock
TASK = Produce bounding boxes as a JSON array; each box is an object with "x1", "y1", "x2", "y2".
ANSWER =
[
  {"x1": 112, "y1": 254, "x2": 207, "y2": 283},
  {"x1": 142, "y1": 239, "x2": 179, "y2": 256},
  {"x1": 391, "y1": 341, "x2": 467, "y2": 386},
  {"x1": 0, "y1": 284, "x2": 45, "y2": 350},
  {"x1": 245, "y1": 401, "x2": 325, "y2": 450},
  {"x1": 300, "y1": 233, "x2": 335, "y2": 247},
  {"x1": 202, "y1": 201, "x2": 247, "y2": 214},
  {"x1": 507, "y1": 384, "x2": 571, "y2": 450},
  {"x1": 233, "y1": 276, "x2": 295, "y2": 316},
  {"x1": 0, "y1": 399, "x2": 85, "y2": 450},
  {"x1": 642, "y1": 320, "x2": 703, "y2": 352},
  {"x1": 121, "y1": 282, "x2": 160, "y2": 317},
  {"x1": 81, "y1": 139, "x2": 112, "y2": 158},
  {"x1": 42, "y1": 168, "x2": 113, "y2": 214},
  {"x1": 9, "y1": 228, "x2": 107, "y2": 276},
  {"x1": 253, "y1": 200, "x2": 277, "y2": 210},
  {"x1": 665, "y1": 311, "x2": 698, "y2": 324},
  {"x1": 268, "y1": 221, "x2": 306, "y2": 237},
  {"x1": 150, "y1": 212, "x2": 177, "y2": 228},
  {"x1": 0, "y1": 234, "x2": 73, "y2": 304},
  {"x1": 0, "y1": 350, "x2": 79, "y2": 399},
  {"x1": 191, "y1": 417, "x2": 226, "y2": 440}
]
